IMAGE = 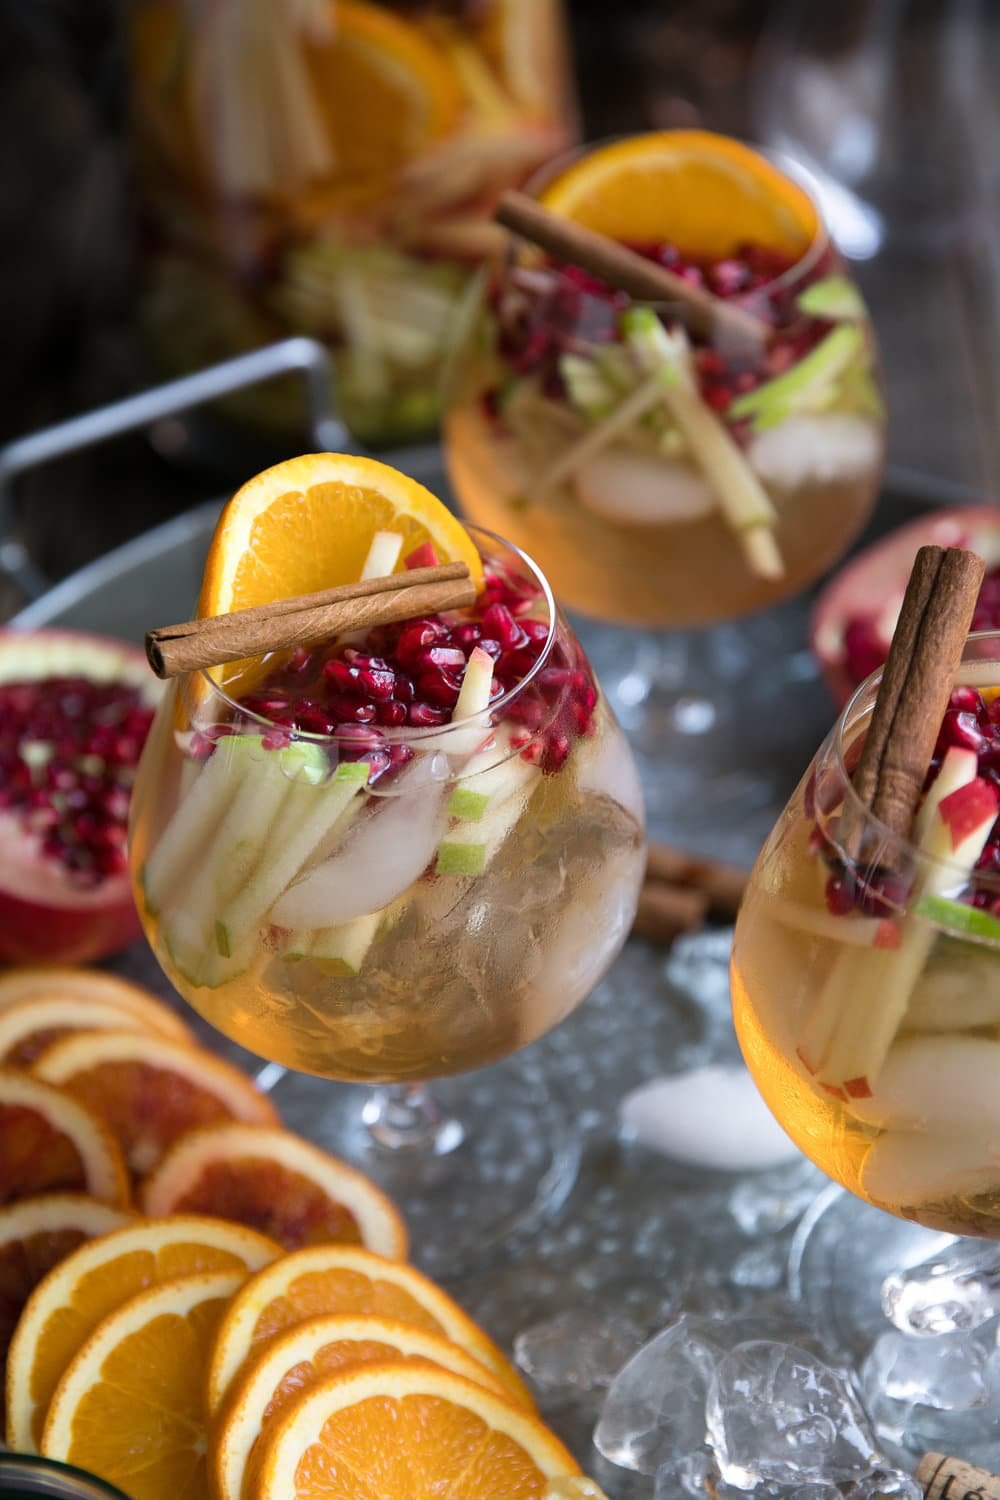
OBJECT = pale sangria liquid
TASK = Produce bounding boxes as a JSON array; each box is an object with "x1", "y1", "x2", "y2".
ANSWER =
[{"x1": 732, "y1": 677, "x2": 1000, "y2": 1238}]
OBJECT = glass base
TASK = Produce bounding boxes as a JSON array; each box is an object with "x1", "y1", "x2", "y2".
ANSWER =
[
  {"x1": 788, "y1": 1183, "x2": 956, "y2": 1364},
  {"x1": 264, "y1": 1051, "x2": 582, "y2": 1279}
]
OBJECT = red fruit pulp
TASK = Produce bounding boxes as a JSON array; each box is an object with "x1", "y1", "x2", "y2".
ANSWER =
[
  {"x1": 235, "y1": 566, "x2": 598, "y2": 780},
  {"x1": 0, "y1": 631, "x2": 156, "y2": 962}
]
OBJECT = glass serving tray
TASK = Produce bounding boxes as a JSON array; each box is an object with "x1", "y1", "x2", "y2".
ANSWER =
[{"x1": 6, "y1": 358, "x2": 965, "y2": 1492}]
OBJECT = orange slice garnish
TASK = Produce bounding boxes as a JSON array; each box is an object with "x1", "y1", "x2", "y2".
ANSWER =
[
  {"x1": 253, "y1": 1361, "x2": 579, "y2": 1500},
  {"x1": 206, "y1": 1244, "x2": 531, "y2": 1416},
  {"x1": 0, "y1": 1194, "x2": 135, "y2": 1386},
  {"x1": 0, "y1": 1069, "x2": 129, "y2": 1210},
  {"x1": 6, "y1": 1214, "x2": 279, "y2": 1452},
  {"x1": 213, "y1": 1313, "x2": 516, "y2": 1500},
  {"x1": 0, "y1": 967, "x2": 191, "y2": 1040},
  {"x1": 538, "y1": 130, "x2": 818, "y2": 259},
  {"x1": 140, "y1": 1123, "x2": 408, "y2": 1257},
  {"x1": 199, "y1": 452, "x2": 482, "y2": 622},
  {"x1": 31, "y1": 1032, "x2": 279, "y2": 1178},
  {"x1": 40, "y1": 1270, "x2": 246, "y2": 1498}
]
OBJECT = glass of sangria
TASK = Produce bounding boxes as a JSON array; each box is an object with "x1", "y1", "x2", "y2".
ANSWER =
[
  {"x1": 444, "y1": 131, "x2": 886, "y2": 838},
  {"x1": 129, "y1": 497, "x2": 645, "y2": 1272},
  {"x1": 731, "y1": 563, "x2": 1000, "y2": 1351},
  {"x1": 126, "y1": 0, "x2": 577, "y2": 448}
]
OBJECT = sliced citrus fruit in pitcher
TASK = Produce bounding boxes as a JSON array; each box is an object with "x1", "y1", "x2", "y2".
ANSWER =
[
  {"x1": 31, "y1": 1031, "x2": 279, "y2": 1177},
  {"x1": 253, "y1": 1361, "x2": 579, "y2": 1500},
  {"x1": 214, "y1": 1313, "x2": 516, "y2": 1500},
  {"x1": 304, "y1": 1, "x2": 464, "y2": 182},
  {"x1": 140, "y1": 1122, "x2": 408, "y2": 1257},
  {"x1": 40, "y1": 1270, "x2": 246, "y2": 1499},
  {"x1": 0, "y1": 1194, "x2": 135, "y2": 1383},
  {"x1": 6, "y1": 1214, "x2": 279, "y2": 1452},
  {"x1": 206, "y1": 1244, "x2": 531, "y2": 1416},
  {"x1": 198, "y1": 452, "x2": 483, "y2": 622},
  {"x1": 538, "y1": 130, "x2": 818, "y2": 259},
  {"x1": 0, "y1": 996, "x2": 186, "y2": 1069},
  {"x1": 0, "y1": 967, "x2": 190, "y2": 1040},
  {"x1": 0, "y1": 1069, "x2": 129, "y2": 1209}
]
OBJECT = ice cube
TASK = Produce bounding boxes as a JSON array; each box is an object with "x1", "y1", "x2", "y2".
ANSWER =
[
  {"x1": 513, "y1": 1308, "x2": 644, "y2": 1393},
  {"x1": 594, "y1": 1317, "x2": 718, "y2": 1475},
  {"x1": 882, "y1": 1239, "x2": 1000, "y2": 1335},
  {"x1": 862, "y1": 1330, "x2": 989, "y2": 1411},
  {"x1": 730, "y1": 1241, "x2": 788, "y2": 1291},
  {"x1": 729, "y1": 1160, "x2": 828, "y2": 1237},
  {"x1": 620, "y1": 1065, "x2": 801, "y2": 1170},
  {"x1": 847, "y1": 1469, "x2": 922, "y2": 1499},
  {"x1": 784, "y1": 1485, "x2": 845, "y2": 1500},
  {"x1": 706, "y1": 1340, "x2": 879, "y2": 1488},
  {"x1": 653, "y1": 1449, "x2": 716, "y2": 1497}
]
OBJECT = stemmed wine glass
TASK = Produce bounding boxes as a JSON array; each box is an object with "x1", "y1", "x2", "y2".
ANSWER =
[
  {"x1": 731, "y1": 626, "x2": 1000, "y2": 1368},
  {"x1": 443, "y1": 130, "x2": 887, "y2": 844},
  {"x1": 129, "y1": 526, "x2": 646, "y2": 1273}
]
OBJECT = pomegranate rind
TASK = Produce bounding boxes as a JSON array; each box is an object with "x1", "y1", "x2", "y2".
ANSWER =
[
  {"x1": 139, "y1": 1123, "x2": 408, "y2": 1259},
  {"x1": 0, "y1": 1068, "x2": 131, "y2": 1208},
  {"x1": 811, "y1": 505, "x2": 1000, "y2": 705},
  {"x1": 31, "y1": 1033, "x2": 279, "y2": 1178},
  {"x1": 0, "y1": 629, "x2": 158, "y2": 964}
]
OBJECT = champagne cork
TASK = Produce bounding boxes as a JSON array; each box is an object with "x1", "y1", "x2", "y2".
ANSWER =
[{"x1": 918, "y1": 1452, "x2": 1000, "y2": 1499}]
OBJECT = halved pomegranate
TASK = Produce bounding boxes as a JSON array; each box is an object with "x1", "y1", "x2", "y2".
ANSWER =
[
  {"x1": 811, "y1": 505, "x2": 1000, "y2": 705},
  {"x1": 0, "y1": 630, "x2": 158, "y2": 963}
]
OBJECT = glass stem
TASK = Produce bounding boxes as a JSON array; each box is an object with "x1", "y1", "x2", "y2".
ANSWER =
[{"x1": 362, "y1": 1083, "x2": 465, "y2": 1155}]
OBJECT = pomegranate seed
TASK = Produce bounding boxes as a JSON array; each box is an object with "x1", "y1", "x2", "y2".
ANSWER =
[
  {"x1": 375, "y1": 701, "x2": 407, "y2": 726},
  {"x1": 408, "y1": 702, "x2": 447, "y2": 727}
]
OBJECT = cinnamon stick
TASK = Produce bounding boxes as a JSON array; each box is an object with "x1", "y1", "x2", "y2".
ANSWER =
[
  {"x1": 631, "y1": 881, "x2": 709, "y2": 944},
  {"x1": 495, "y1": 189, "x2": 769, "y2": 349},
  {"x1": 646, "y1": 842, "x2": 747, "y2": 919},
  {"x1": 848, "y1": 546, "x2": 984, "y2": 842},
  {"x1": 146, "y1": 564, "x2": 475, "y2": 679},
  {"x1": 917, "y1": 1451, "x2": 1000, "y2": 1499}
]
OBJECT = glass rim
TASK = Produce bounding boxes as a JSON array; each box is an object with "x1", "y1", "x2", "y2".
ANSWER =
[
  {"x1": 825, "y1": 628, "x2": 1000, "y2": 889},
  {"x1": 0, "y1": 1453, "x2": 130, "y2": 1499},
  {"x1": 193, "y1": 524, "x2": 560, "y2": 745},
  {"x1": 518, "y1": 129, "x2": 832, "y2": 301}
]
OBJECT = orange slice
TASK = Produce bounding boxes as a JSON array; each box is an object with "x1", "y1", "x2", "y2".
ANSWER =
[
  {"x1": 214, "y1": 1313, "x2": 517, "y2": 1500},
  {"x1": 0, "y1": 1069, "x2": 129, "y2": 1209},
  {"x1": 31, "y1": 1032, "x2": 279, "y2": 1177},
  {"x1": 253, "y1": 1361, "x2": 579, "y2": 1500},
  {"x1": 41, "y1": 1270, "x2": 246, "y2": 1499},
  {"x1": 206, "y1": 1245, "x2": 531, "y2": 1417},
  {"x1": 6, "y1": 1214, "x2": 280, "y2": 1453},
  {"x1": 198, "y1": 453, "x2": 483, "y2": 622},
  {"x1": 0, "y1": 1194, "x2": 135, "y2": 1383},
  {"x1": 538, "y1": 130, "x2": 818, "y2": 259},
  {"x1": 304, "y1": 1, "x2": 464, "y2": 183},
  {"x1": 139, "y1": 1123, "x2": 408, "y2": 1257},
  {"x1": 0, "y1": 996, "x2": 188, "y2": 1069},
  {"x1": 0, "y1": 967, "x2": 190, "y2": 1040}
]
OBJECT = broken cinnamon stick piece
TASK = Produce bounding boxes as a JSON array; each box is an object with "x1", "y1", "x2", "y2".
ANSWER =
[
  {"x1": 646, "y1": 843, "x2": 747, "y2": 919},
  {"x1": 631, "y1": 882, "x2": 709, "y2": 945},
  {"x1": 847, "y1": 545, "x2": 984, "y2": 843}
]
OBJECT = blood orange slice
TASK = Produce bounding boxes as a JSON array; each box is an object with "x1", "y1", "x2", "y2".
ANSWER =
[
  {"x1": 0, "y1": 996, "x2": 183, "y2": 1068},
  {"x1": 0, "y1": 1069, "x2": 129, "y2": 1209},
  {"x1": 0, "y1": 967, "x2": 190, "y2": 1040},
  {"x1": 140, "y1": 1123, "x2": 408, "y2": 1257},
  {"x1": 31, "y1": 1032, "x2": 278, "y2": 1177},
  {"x1": 0, "y1": 1194, "x2": 135, "y2": 1386}
]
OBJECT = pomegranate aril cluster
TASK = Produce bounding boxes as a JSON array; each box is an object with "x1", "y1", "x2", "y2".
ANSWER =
[
  {"x1": 485, "y1": 237, "x2": 839, "y2": 430},
  {"x1": 235, "y1": 567, "x2": 598, "y2": 781},
  {"x1": 0, "y1": 676, "x2": 154, "y2": 885}
]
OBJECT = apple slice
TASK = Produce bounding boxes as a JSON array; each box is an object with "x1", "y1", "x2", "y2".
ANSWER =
[
  {"x1": 418, "y1": 645, "x2": 496, "y2": 757},
  {"x1": 797, "y1": 762, "x2": 998, "y2": 1095},
  {"x1": 285, "y1": 910, "x2": 384, "y2": 976},
  {"x1": 435, "y1": 785, "x2": 533, "y2": 876},
  {"x1": 912, "y1": 747, "x2": 978, "y2": 843},
  {"x1": 270, "y1": 770, "x2": 447, "y2": 929},
  {"x1": 360, "y1": 530, "x2": 404, "y2": 580},
  {"x1": 861, "y1": 1127, "x2": 1000, "y2": 1212},
  {"x1": 213, "y1": 760, "x2": 371, "y2": 956}
]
